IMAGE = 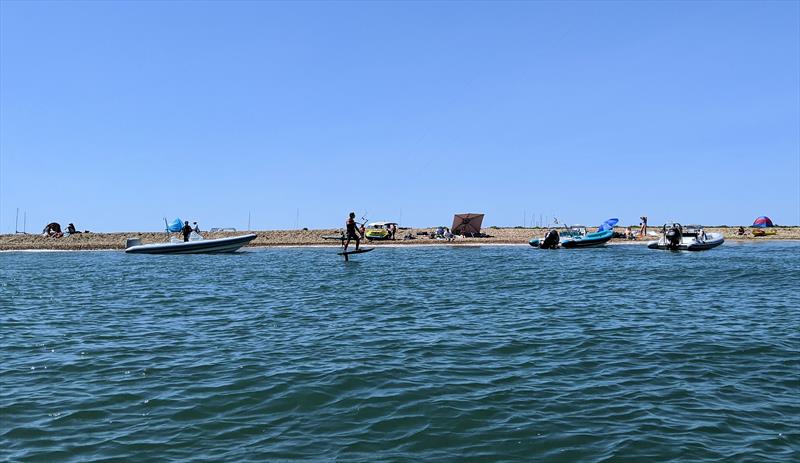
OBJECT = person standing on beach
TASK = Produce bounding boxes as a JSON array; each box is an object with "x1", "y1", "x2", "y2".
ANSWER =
[
  {"x1": 192, "y1": 222, "x2": 200, "y2": 233},
  {"x1": 639, "y1": 216, "x2": 648, "y2": 237},
  {"x1": 344, "y1": 212, "x2": 361, "y2": 252},
  {"x1": 182, "y1": 221, "x2": 192, "y2": 242}
]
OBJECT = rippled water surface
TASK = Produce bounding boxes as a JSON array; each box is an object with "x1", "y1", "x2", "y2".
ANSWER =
[{"x1": 2, "y1": 243, "x2": 799, "y2": 462}]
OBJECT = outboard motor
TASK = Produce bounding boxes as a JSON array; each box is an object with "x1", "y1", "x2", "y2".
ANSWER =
[
  {"x1": 665, "y1": 225, "x2": 682, "y2": 249},
  {"x1": 540, "y1": 229, "x2": 560, "y2": 249}
]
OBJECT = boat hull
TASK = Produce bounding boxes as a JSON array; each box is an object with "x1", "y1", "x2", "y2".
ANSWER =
[
  {"x1": 561, "y1": 230, "x2": 614, "y2": 248},
  {"x1": 529, "y1": 229, "x2": 613, "y2": 248},
  {"x1": 125, "y1": 234, "x2": 258, "y2": 254},
  {"x1": 647, "y1": 233, "x2": 724, "y2": 251}
]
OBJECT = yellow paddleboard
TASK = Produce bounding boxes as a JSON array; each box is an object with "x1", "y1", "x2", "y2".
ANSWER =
[{"x1": 752, "y1": 229, "x2": 777, "y2": 236}]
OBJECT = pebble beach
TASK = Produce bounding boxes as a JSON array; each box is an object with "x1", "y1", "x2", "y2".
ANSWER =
[{"x1": 1, "y1": 226, "x2": 797, "y2": 251}]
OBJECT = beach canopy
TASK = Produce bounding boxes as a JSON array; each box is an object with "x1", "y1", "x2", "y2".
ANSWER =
[
  {"x1": 752, "y1": 216, "x2": 774, "y2": 228},
  {"x1": 597, "y1": 218, "x2": 619, "y2": 232},
  {"x1": 452, "y1": 213, "x2": 484, "y2": 235},
  {"x1": 166, "y1": 218, "x2": 183, "y2": 232}
]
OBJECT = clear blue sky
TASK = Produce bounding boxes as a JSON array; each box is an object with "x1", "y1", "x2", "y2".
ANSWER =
[{"x1": 1, "y1": 0, "x2": 798, "y2": 232}]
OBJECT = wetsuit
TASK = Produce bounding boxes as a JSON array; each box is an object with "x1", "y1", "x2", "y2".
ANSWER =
[
  {"x1": 346, "y1": 220, "x2": 358, "y2": 239},
  {"x1": 182, "y1": 224, "x2": 192, "y2": 242}
]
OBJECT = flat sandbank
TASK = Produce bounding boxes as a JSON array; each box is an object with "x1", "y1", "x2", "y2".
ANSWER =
[{"x1": 1, "y1": 227, "x2": 798, "y2": 251}]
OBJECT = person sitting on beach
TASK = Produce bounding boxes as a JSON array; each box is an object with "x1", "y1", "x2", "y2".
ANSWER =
[
  {"x1": 737, "y1": 226, "x2": 746, "y2": 236},
  {"x1": 42, "y1": 222, "x2": 63, "y2": 238},
  {"x1": 66, "y1": 223, "x2": 79, "y2": 235},
  {"x1": 444, "y1": 228, "x2": 454, "y2": 242},
  {"x1": 182, "y1": 221, "x2": 192, "y2": 242},
  {"x1": 344, "y1": 212, "x2": 361, "y2": 252}
]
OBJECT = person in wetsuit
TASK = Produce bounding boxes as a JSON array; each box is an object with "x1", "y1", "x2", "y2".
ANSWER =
[
  {"x1": 182, "y1": 221, "x2": 192, "y2": 242},
  {"x1": 344, "y1": 212, "x2": 362, "y2": 252}
]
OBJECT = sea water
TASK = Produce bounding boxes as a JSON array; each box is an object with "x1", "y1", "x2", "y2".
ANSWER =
[{"x1": 1, "y1": 243, "x2": 798, "y2": 462}]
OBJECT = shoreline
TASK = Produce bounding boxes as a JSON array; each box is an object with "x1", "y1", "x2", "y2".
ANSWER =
[
  {"x1": 2, "y1": 240, "x2": 799, "y2": 254},
  {"x1": 1, "y1": 227, "x2": 798, "y2": 252}
]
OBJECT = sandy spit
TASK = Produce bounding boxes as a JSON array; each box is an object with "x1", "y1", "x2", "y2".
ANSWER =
[{"x1": 1, "y1": 227, "x2": 798, "y2": 252}]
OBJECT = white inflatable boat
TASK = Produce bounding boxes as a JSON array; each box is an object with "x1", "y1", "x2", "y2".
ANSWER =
[
  {"x1": 125, "y1": 233, "x2": 257, "y2": 254},
  {"x1": 647, "y1": 224, "x2": 723, "y2": 251}
]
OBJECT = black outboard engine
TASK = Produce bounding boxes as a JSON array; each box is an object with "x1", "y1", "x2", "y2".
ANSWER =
[
  {"x1": 540, "y1": 229, "x2": 560, "y2": 249},
  {"x1": 665, "y1": 225, "x2": 682, "y2": 249}
]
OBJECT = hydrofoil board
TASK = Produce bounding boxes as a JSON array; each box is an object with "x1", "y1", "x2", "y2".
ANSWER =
[{"x1": 338, "y1": 247, "x2": 374, "y2": 256}]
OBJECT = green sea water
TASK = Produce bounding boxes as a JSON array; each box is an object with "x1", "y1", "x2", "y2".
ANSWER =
[{"x1": 1, "y1": 243, "x2": 798, "y2": 462}]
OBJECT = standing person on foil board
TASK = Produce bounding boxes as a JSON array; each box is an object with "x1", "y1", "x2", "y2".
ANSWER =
[{"x1": 344, "y1": 212, "x2": 363, "y2": 252}]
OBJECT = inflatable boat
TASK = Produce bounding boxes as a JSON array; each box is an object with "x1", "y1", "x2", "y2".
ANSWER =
[
  {"x1": 560, "y1": 229, "x2": 614, "y2": 248},
  {"x1": 647, "y1": 224, "x2": 723, "y2": 251},
  {"x1": 125, "y1": 233, "x2": 257, "y2": 254},
  {"x1": 364, "y1": 222, "x2": 396, "y2": 241},
  {"x1": 530, "y1": 219, "x2": 617, "y2": 249}
]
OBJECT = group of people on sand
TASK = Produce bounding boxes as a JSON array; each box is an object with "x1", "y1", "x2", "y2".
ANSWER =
[
  {"x1": 434, "y1": 226, "x2": 455, "y2": 241},
  {"x1": 42, "y1": 222, "x2": 82, "y2": 238},
  {"x1": 387, "y1": 223, "x2": 398, "y2": 240},
  {"x1": 623, "y1": 216, "x2": 649, "y2": 240}
]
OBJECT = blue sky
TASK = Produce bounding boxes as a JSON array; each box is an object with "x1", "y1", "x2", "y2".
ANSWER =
[{"x1": 1, "y1": 0, "x2": 798, "y2": 232}]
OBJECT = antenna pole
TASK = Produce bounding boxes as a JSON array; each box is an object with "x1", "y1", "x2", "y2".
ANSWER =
[{"x1": 15, "y1": 208, "x2": 19, "y2": 233}]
